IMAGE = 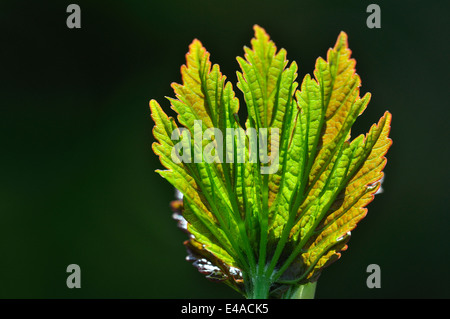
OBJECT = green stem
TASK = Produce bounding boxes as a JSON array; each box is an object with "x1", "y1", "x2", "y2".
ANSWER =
[
  {"x1": 247, "y1": 273, "x2": 271, "y2": 299},
  {"x1": 284, "y1": 282, "x2": 317, "y2": 299}
]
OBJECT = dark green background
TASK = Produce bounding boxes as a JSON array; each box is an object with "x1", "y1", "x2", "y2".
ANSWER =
[{"x1": 1, "y1": 0, "x2": 449, "y2": 298}]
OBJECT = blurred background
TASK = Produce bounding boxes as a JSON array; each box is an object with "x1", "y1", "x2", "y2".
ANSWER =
[{"x1": 1, "y1": 0, "x2": 449, "y2": 298}]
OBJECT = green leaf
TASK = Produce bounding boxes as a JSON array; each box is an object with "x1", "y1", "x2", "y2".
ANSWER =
[{"x1": 150, "y1": 26, "x2": 392, "y2": 298}]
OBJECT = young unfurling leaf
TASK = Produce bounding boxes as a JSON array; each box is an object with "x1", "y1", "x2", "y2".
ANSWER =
[{"x1": 150, "y1": 25, "x2": 392, "y2": 299}]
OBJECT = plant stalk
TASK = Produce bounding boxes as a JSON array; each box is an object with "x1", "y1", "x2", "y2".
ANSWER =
[
  {"x1": 284, "y1": 281, "x2": 317, "y2": 299},
  {"x1": 247, "y1": 274, "x2": 271, "y2": 299}
]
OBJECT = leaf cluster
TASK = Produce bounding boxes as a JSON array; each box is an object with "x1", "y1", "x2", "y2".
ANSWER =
[{"x1": 150, "y1": 26, "x2": 392, "y2": 298}]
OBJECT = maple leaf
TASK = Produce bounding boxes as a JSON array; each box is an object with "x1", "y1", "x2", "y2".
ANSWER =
[{"x1": 150, "y1": 25, "x2": 392, "y2": 299}]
